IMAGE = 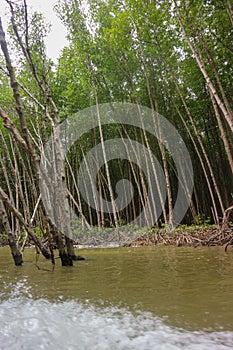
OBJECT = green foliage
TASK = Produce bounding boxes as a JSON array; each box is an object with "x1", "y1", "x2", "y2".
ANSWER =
[
  {"x1": 118, "y1": 219, "x2": 126, "y2": 227},
  {"x1": 193, "y1": 214, "x2": 211, "y2": 227},
  {"x1": 34, "y1": 226, "x2": 46, "y2": 239},
  {"x1": 0, "y1": 233, "x2": 8, "y2": 241}
]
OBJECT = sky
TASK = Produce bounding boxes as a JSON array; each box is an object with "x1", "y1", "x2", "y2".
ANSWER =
[{"x1": 0, "y1": 0, "x2": 68, "y2": 61}]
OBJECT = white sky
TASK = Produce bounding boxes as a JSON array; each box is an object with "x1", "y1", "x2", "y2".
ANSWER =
[{"x1": 0, "y1": 0, "x2": 68, "y2": 61}]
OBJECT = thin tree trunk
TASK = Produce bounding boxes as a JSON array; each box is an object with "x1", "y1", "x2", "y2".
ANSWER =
[
  {"x1": 95, "y1": 90, "x2": 119, "y2": 231},
  {"x1": 174, "y1": 103, "x2": 220, "y2": 224},
  {"x1": 224, "y1": 0, "x2": 233, "y2": 28},
  {"x1": 174, "y1": 1, "x2": 233, "y2": 133},
  {"x1": 209, "y1": 91, "x2": 233, "y2": 175},
  {"x1": 0, "y1": 187, "x2": 51, "y2": 259}
]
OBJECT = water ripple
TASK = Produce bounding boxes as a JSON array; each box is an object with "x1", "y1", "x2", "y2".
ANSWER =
[{"x1": 0, "y1": 297, "x2": 232, "y2": 350}]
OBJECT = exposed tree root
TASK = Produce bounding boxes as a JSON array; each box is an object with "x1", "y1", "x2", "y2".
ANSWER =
[{"x1": 125, "y1": 224, "x2": 233, "y2": 249}]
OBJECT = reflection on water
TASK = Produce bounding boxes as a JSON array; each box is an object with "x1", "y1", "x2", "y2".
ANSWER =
[{"x1": 0, "y1": 246, "x2": 233, "y2": 349}]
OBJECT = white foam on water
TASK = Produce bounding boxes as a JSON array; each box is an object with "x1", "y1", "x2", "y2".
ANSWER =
[{"x1": 0, "y1": 296, "x2": 233, "y2": 350}]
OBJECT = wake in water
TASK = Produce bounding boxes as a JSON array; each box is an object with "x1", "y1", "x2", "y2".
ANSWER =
[{"x1": 0, "y1": 296, "x2": 233, "y2": 350}]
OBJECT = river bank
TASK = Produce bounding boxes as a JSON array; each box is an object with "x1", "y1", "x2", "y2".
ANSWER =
[
  {"x1": 126, "y1": 225, "x2": 233, "y2": 249},
  {"x1": 0, "y1": 224, "x2": 233, "y2": 250}
]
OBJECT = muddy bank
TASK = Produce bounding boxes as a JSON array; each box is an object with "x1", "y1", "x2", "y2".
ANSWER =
[
  {"x1": 124, "y1": 225, "x2": 233, "y2": 249},
  {"x1": 0, "y1": 225, "x2": 233, "y2": 250}
]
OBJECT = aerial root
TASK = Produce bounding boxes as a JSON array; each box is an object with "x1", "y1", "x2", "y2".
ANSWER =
[{"x1": 126, "y1": 225, "x2": 233, "y2": 248}]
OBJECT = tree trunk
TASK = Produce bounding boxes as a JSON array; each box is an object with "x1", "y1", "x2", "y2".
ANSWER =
[
  {"x1": 49, "y1": 225, "x2": 73, "y2": 266},
  {"x1": 0, "y1": 200, "x2": 23, "y2": 266}
]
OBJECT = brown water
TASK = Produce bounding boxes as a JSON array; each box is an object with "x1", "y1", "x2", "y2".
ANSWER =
[{"x1": 0, "y1": 246, "x2": 233, "y2": 349}]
